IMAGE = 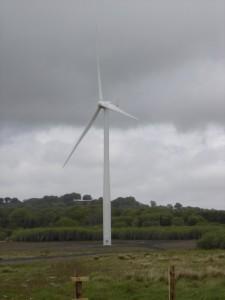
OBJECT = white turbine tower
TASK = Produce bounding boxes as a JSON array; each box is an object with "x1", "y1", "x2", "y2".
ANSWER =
[{"x1": 63, "y1": 58, "x2": 137, "y2": 246}]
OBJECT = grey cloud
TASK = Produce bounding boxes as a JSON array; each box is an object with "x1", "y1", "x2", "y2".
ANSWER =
[
  {"x1": 0, "y1": 0, "x2": 224, "y2": 129},
  {"x1": 0, "y1": 125, "x2": 224, "y2": 209}
]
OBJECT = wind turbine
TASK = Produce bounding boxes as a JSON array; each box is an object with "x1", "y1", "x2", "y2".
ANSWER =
[{"x1": 63, "y1": 57, "x2": 137, "y2": 246}]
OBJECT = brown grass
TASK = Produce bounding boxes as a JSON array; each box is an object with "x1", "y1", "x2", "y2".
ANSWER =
[{"x1": 176, "y1": 266, "x2": 225, "y2": 280}]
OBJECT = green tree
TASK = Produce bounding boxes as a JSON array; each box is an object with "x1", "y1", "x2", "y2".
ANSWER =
[
  {"x1": 55, "y1": 217, "x2": 79, "y2": 227},
  {"x1": 174, "y1": 203, "x2": 183, "y2": 210},
  {"x1": 9, "y1": 208, "x2": 36, "y2": 228},
  {"x1": 83, "y1": 194, "x2": 92, "y2": 201},
  {"x1": 140, "y1": 213, "x2": 160, "y2": 226},
  {"x1": 61, "y1": 193, "x2": 81, "y2": 204},
  {"x1": 187, "y1": 214, "x2": 205, "y2": 226},
  {"x1": 150, "y1": 200, "x2": 157, "y2": 208},
  {"x1": 160, "y1": 213, "x2": 172, "y2": 226},
  {"x1": 172, "y1": 216, "x2": 184, "y2": 226},
  {"x1": 67, "y1": 207, "x2": 88, "y2": 225}
]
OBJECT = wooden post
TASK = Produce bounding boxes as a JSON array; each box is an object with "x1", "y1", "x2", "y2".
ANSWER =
[
  {"x1": 71, "y1": 274, "x2": 89, "y2": 300},
  {"x1": 168, "y1": 265, "x2": 176, "y2": 300},
  {"x1": 75, "y1": 279, "x2": 82, "y2": 299}
]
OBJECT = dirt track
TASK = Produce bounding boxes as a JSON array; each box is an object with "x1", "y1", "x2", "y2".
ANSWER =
[{"x1": 0, "y1": 240, "x2": 196, "y2": 265}]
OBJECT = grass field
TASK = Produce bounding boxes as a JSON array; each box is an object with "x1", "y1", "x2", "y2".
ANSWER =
[{"x1": 0, "y1": 241, "x2": 225, "y2": 299}]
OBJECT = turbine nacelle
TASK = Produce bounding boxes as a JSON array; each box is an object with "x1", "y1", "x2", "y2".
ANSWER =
[
  {"x1": 98, "y1": 101, "x2": 138, "y2": 120},
  {"x1": 98, "y1": 100, "x2": 111, "y2": 108}
]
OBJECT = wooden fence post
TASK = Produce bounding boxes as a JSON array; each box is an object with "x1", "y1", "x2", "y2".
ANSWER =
[
  {"x1": 168, "y1": 265, "x2": 176, "y2": 300},
  {"x1": 71, "y1": 273, "x2": 89, "y2": 300}
]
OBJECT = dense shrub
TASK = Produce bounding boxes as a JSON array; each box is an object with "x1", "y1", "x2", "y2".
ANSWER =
[{"x1": 198, "y1": 230, "x2": 225, "y2": 249}]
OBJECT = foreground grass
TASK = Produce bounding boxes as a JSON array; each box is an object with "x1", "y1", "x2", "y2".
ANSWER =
[{"x1": 1, "y1": 248, "x2": 225, "y2": 299}]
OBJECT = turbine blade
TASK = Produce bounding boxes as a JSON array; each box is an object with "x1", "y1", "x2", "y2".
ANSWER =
[
  {"x1": 101, "y1": 102, "x2": 138, "y2": 120},
  {"x1": 63, "y1": 107, "x2": 101, "y2": 167},
  {"x1": 97, "y1": 54, "x2": 104, "y2": 101}
]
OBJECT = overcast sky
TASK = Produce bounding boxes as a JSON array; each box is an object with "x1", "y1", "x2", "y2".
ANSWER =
[{"x1": 0, "y1": 0, "x2": 225, "y2": 208}]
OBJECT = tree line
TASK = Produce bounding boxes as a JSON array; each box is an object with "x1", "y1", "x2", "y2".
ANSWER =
[
  {"x1": 1, "y1": 194, "x2": 225, "y2": 229},
  {"x1": 1, "y1": 193, "x2": 225, "y2": 248}
]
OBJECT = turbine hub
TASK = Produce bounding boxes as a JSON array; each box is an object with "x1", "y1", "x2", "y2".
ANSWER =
[{"x1": 98, "y1": 101, "x2": 110, "y2": 109}]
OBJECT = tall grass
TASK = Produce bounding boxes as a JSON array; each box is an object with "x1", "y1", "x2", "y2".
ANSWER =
[
  {"x1": 112, "y1": 226, "x2": 206, "y2": 240},
  {"x1": 10, "y1": 226, "x2": 215, "y2": 242},
  {"x1": 11, "y1": 227, "x2": 102, "y2": 242}
]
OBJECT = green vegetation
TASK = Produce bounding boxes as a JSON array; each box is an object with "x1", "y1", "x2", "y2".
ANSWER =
[
  {"x1": 1, "y1": 193, "x2": 225, "y2": 248},
  {"x1": 11, "y1": 227, "x2": 102, "y2": 242},
  {"x1": 10, "y1": 225, "x2": 213, "y2": 242},
  {"x1": 1, "y1": 194, "x2": 224, "y2": 298},
  {"x1": 113, "y1": 226, "x2": 208, "y2": 240},
  {"x1": 0, "y1": 229, "x2": 7, "y2": 241},
  {"x1": 1, "y1": 248, "x2": 225, "y2": 299},
  {"x1": 198, "y1": 230, "x2": 225, "y2": 249}
]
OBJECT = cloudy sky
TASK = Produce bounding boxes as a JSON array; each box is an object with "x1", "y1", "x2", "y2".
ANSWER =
[{"x1": 0, "y1": 0, "x2": 225, "y2": 208}]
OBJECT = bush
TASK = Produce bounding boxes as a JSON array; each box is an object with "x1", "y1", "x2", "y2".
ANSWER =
[{"x1": 198, "y1": 230, "x2": 225, "y2": 249}]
